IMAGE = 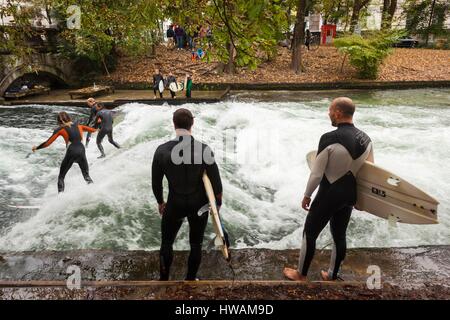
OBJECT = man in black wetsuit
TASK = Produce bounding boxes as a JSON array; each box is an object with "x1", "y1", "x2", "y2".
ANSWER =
[
  {"x1": 85, "y1": 97, "x2": 99, "y2": 148},
  {"x1": 95, "y1": 104, "x2": 121, "y2": 158},
  {"x1": 284, "y1": 97, "x2": 374, "y2": 282},
  {"x1": 152, "y1": 108, "x2": 223, "y2": 281}
]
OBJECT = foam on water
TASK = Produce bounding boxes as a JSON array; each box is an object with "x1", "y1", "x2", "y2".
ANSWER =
[{"x1": 0, "y1": 91, "x2": 449, "y2": 251}]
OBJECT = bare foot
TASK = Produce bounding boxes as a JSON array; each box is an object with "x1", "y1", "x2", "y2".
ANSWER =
[
  {"x1": 283, "y1": 267, "x2": 307, "y2": 281},
  {"x1": 320, "y1": 270, "x2": 335, "y2": 281}
]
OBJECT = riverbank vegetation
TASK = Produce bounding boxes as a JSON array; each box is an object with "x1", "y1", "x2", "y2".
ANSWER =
[{"x1": 1, "y1": 0, "x2": 449, "y2": 81}]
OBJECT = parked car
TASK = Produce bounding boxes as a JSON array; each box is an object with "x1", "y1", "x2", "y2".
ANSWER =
[{"x1": 393, "y1": 37, "x2": 419, "y2": 48}]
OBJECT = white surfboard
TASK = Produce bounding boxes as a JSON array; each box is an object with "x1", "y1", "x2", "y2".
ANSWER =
[
  {"x1": 202, "y1": 172, "x2": 230, "y2": 260},
  {"x1": 169, "y1": 82, "x2": 179, "y2": 92},
  {"x1": 158, "y1": 80, "x2": 164, "y2": 93},
  {"x1": 306, "y1": 150, "x2": 439, "y2": 225}
]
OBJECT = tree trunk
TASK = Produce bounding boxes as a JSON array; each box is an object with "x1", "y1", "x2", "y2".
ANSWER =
[
  {"x1": 225, "y1": 41, "x2": 235, "y2": 74},
  {"x1": 381, "y1": 0, "x2": 397, "y2": 30},
  {"x1": 425, "y1": 0, "x2": 436, "y2": 45},
  {"x1": 349, "y1": 0, "x2": 371, "y2": 33},
  {"x1": 291, "y1": 0, "x2": 307, "y2": 74}
]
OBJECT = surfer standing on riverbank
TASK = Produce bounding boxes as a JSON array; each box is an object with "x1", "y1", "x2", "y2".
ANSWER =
[
  {"x1": 284, "y1": 97, "x2": 374, "y2": 282},
  {"x1": 152, "y1": 108, "x2": 223, "y2": 281},
  {"x1": 152, "y1": 69, "x2": 164, "y2": 99},
  {"x1": 32, "y1": 112, "x2": 97, "y2": 193}
]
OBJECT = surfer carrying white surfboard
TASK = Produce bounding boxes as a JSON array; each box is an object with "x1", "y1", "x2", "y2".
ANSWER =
[
  {"x1": 151, "y1": 108, "x2": 224, "y2": 281},
  {"x1": 166, "y1": 72, "x2": 178, "y2": 99},
  {"x1": 284, "y1": 97, "x2": 374, "y2": 282},
  {"x1": 152, "y1": 68, "x2": 164, "y2": 99}
]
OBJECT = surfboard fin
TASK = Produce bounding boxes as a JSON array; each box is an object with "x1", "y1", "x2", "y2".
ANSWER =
[{"x1": 388, "y1": 214, "x2": 398, "y2": 228}]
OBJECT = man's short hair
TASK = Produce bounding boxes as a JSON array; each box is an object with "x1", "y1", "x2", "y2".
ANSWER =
[
  {"x1": 333, "y1": 97, "x2": 355, "y2": 117},
  {"x1": 173, "y1": 108, "x2": 194, "y2": 130}
]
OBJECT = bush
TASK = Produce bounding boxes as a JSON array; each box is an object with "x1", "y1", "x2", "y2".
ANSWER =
[{"x1": 334, "y1": 31, "x2": 403, "y2": 79}]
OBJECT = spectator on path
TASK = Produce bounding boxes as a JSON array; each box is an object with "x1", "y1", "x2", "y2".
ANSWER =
[
  {"x1": 305, "y1": 29, "x2": 311, "y2": 51},
  {"x1": 175, "y1": 25, "x2": 185, "y2": 50},
  {"x1": 166, "y1": 24, "x2": 175, "y2": 48}
]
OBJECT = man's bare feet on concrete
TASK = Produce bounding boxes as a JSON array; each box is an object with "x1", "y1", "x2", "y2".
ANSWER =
[{"x1": 283, "y1": 267, "x2": 307, "y2": 281}]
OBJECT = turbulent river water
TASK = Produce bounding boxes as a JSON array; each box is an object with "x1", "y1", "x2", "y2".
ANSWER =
[{"x1": 0, "y1": 89, "x2": 449, "y2": 251}]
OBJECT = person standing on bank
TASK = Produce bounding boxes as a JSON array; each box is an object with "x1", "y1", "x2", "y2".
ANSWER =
[
  {"x1": 152, "y1": 68, "x2": 164, "y2": 99},
  {"x1": 166, "y1": 72, "x2": 177, "y2": 99},
  {"x1": 283, "y1": 97, "x2": 374, "y2": 281},
  {"x1": 152, "y1": 108, "x2": 223, "y2": 281},
  {"x1": 184, "y1": 74, "x2": 193, "y2": 99},
  {"x1": 95, "y1": 104, "x2": 121, "y2": 158}
]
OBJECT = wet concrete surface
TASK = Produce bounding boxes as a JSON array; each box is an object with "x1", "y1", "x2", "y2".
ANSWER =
[
  {"x1": 0, "y1": 247, "x2": 449, "y2": 299},
  {"x1": 0, "y1": 89, "x2": 229, "y2": 107}
]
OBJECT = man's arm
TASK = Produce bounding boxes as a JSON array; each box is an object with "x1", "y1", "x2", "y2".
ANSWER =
[
  {"x1": 304, "y1": 147, "x2": 329, "y2": 198},
  {"x1": 151, "y1": 149, "x2": 165, "y2": 205}
]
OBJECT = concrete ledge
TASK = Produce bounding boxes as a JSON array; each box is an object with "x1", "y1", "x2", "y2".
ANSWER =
[{"x1": 109, "y1": 80, "x2": 450, "y2": 91}]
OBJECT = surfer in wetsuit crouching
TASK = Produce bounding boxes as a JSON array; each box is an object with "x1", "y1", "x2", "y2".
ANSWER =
[
  {"x1": 32, "y1": 112, "x2": 97, "y2": 193},
  {"x1": 284, "y1": 97, "x2": 374, "y2": 282},
  {"x1": 95, "y1": 103, "x2": 121, "y2": 158},
  {"x1": 152, "y1": 108, "x2": 223, "y2": 281}
]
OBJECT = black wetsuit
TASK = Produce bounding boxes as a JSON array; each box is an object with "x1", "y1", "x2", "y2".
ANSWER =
[
  {"x1": 36, "y1": 122, "x2": 96, "y2": 192},
  {"x1": 166, "y1": 75, "x2": 177, "y2": 98},
  {"x1": 152, "y1": 133, "x2": 223, "y2": 280},
  {"x1": 153, "y1": 74, "x2": 164, "y2": 98},
  {"x1": 299, "y1": 123, "x2": 373, "y2": 280},
  {"x1": 85, "y1": 104, "x2": 99, "y2": 147},
  {"x1": 95, "y1": 109, "x2": 120, "y2": 157}
]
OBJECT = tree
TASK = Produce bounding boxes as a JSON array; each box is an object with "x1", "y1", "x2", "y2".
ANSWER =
[
  {"x1": 381, "y1": 0, "x2": 397, "y2": 30},
  {"x1": 349, "y1": 0, "x2": 371, "y2": 33},
  {"x1": 404, "y1": 0, "x2": 449, "y2": 45},
  {"x1": 291, "y1": 0, "x2": 307, "y2": 73},
  {"x1": 166, "y1": 0, "x2": 287, "y2": 74},
  {"x1": 0, "y1": 1, "x2": 39, "y2": 66},
  {"x1": 48, "y1": 0, "x2": 164, "y2": 75}
]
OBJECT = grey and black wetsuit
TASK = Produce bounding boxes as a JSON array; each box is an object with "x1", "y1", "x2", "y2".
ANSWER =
[
  {"x1": 95, "y1": 109, "x2": 120, "y2": 157},
  {"x1": 36, "y1": 122, "x2": 96, "y2": 192},
  {"x1": 299, "y1": 123, "x2": 373, "y2": 280},
  {"x1": 152, "y1": 131, "x2": 223, "y2": 280},
  {"x1": 85, "y1": 104, "x2": 99, "y2": 147}
]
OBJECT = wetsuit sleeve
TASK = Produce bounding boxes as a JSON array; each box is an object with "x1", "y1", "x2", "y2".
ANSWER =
[
  {"x1": 205, "y1": 151, "x2": 223, "y2": 206},
  {"x1": 304, "y1": 136, "x2": 330, "y2": 197},
  {"x1": 152, "y1": 148, "x2": 165, "y2": 204},
  {"x1": 79, "y1": 125, "x2": 97, "y2": 133},
  {"x1": 36, "y1": 128, "x2": 62, "y2": 150}
]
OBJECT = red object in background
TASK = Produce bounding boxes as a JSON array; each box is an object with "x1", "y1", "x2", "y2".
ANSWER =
[{"x1": 321, "y1": 24, "x2": 336, "y2": 45}]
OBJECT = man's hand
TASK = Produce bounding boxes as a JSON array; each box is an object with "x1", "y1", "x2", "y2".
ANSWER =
[
  {"x1": 302, "y1": 196, "x2": 311, "y2": 211},
  {"x1": 158, "y1": 202, "x2": 166, "y2": 216},
  {"x1": 32, "y1": 146, "x2": 37, "y2": 152}
]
